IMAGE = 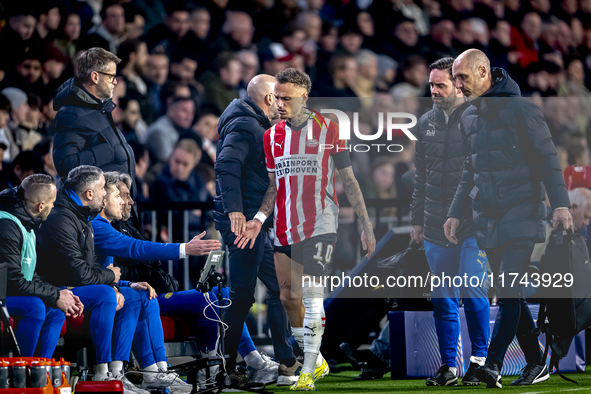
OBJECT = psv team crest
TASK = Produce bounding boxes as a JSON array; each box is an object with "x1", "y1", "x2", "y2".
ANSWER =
[{"x1": 306, "y1": 139, "x2": 319, "y2": 148}]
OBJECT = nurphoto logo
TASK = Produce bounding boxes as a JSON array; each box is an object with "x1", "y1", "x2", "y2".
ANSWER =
[{"x1": 305, "y1": 108, "x2": 417, "y2": 153}]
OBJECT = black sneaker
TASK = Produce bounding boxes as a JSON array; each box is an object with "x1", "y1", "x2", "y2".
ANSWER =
[
  {"x1": 511, "y1": 363, "x2": 550, "y2": 386},
  {"x1": 475, "y1": 361, "x2": 502, "y2": 389},
  {"x1": 462, "y1": 362, "x2": 481, "y2": 386},
  {"x1": 425, "y1": 365, "x2": 457, "y2": 386},
  {"x1": 228, "y1": 369, "x2": 265, "y2": 391},
  {"x1": 340, "y1": 343, "x2": 388, "y2": 370}
]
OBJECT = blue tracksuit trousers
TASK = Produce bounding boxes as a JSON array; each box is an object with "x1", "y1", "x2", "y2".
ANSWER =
[
  {"x1": 424, "y1": 236, "x2": 490, "y2": 368},
  {"x1": 70, "y1": 285, "x2": 139, "y2": 364},
  {"x1": 7, "y1": 296, "x2": 65, "y2": 358}
]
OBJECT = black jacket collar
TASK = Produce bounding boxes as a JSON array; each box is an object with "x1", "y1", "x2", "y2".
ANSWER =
[
  {"x1": 54, "y1": 189, "x2": 100, "y2": 222},
  {"x1": 0, "y1": 186, "x2": 41, "y2": 230}
]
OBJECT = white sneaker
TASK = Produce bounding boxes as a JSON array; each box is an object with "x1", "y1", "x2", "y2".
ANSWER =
[
  {"x1": 248, "y1": 353, "x2": 278, "y2": 384},
  {"x1": 261, "y1": 353, "x2": 279, "y2": 369},
  {"x1": 118, "y1": 374, "x2": 151, "y2": 394},
  {"x1": 94, "y1": 372, "x2": 149, "y2": 394},
  {"x1": 141, "y1": 370, "x2": 194, "y2": 393}
]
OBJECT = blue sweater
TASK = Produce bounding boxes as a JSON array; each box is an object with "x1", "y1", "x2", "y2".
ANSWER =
[{"x1": 92, "y1": 215, "x2": 181, "y2": 287}]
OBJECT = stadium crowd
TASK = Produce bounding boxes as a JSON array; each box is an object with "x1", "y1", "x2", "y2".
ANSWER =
[{"x1": 2, "y1": 0, "x2": 591, "y2": 392}]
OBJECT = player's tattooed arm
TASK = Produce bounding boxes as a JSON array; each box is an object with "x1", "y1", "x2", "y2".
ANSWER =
[
  {"x1": 339, "y1": 167, "x2": 371, "y2": 228},
  {"x1": 260, "y1": 172, "x2": 277, "y2": 216},
  {"x1": 339, "y1": 166, "x2": 376, "y2": 258}
]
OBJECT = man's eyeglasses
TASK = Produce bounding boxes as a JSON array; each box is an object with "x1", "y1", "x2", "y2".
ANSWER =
[{"x1": 95, "y1": 71, "x2": 117, "y2": 82}]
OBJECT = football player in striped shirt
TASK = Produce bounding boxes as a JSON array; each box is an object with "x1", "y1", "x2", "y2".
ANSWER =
[{"x1": 236, "y1": 68, "x2": 376, "y2": 391}]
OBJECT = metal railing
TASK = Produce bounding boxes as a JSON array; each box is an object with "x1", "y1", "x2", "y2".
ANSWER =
[{"x1": 136, "y1": 198, "x2": 411, "y2": 339}]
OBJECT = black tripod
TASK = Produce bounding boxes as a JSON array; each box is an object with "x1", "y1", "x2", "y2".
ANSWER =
[
  {"x1": 169, "y1": 270, "x2": 226, "y2": 394},
  {"x1": 0, "y1": 267, "x2": 19, "y2": 357},
  {"x1": 170, "y1": 258, "x2": 273, "y2": 394}
]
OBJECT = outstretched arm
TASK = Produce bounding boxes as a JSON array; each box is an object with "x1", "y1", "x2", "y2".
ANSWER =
[{"x1": 338, "y1": 166, "x2": 376, "y2": 259}]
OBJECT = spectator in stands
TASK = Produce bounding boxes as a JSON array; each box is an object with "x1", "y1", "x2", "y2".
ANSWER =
[
  {"x1": 92, "y1": 172, "x2": 217, "y2": 393},
  {"x1": 236, "y1": 50, "x2": 260, "y2": 97},
  {"x1": 193, "y1": 107, "x2": 219, "y2": 163},
  {"x1": 0, "y1": 88, "x2": 28, "y2": 159},
  {"x1": 39, "y1": 97, "x2": 57, "y2": 137},
  {"x1": 0, "y1": 174, "x2": 84, "y2": 357},
  {"x1": 559, "y1": 55, "x2": 591, "y2": 97},
  {"x1": 158, "y1": 80, "x2": 192, "y2": 114},
  {"x1": 53, "y1": 12, "x2": 81, "y2": 62},
  {"x1": 512, "y1": 12, "x2": 543, "y2": 68},
  {"x1": 52, "y1": 48, "x2": 136, "y2": 196},
  {"x1": 568, "y1": 188, "x2": 591, "y2": 231},
  {"x1": 0, "y1": 94, "x2": 13, "y2": 162},
  {"x1": 118, "y1": 40, "x2": 150, "y2": 118},
  {"x1": 281, "y1": 25, "x2": 307, "y2": 57},
  {"x1": 151, "y1": 139, "x2": 210, "y2": 205},
  {"x1": 375, "y1": 55, "x2": 397, "y2": 92},
  {"x1": 316, "y1": 53, "x2": 359, "y2": 99},
  {"x1": 366, "y1": 157, "x2": 397, "y2": 220},
  {"x1": 422, "y1": 18, "x2": 458, "y2": 63},
  {"x1": 209, "y1": 11, "x2": 255, "y2": 59},
  {"x1": 390, "y1": 55, "x2": 429, "y2": 97},
  {"x1": 352, "y1": 50, "x2": 378, "y2": 101},
  {"x1": 356, "y1": 11, "x2": 377, "y2": 49},
  {"x1": 374, "y1": 16, "x2": 421, "y2": 62},
  {"x1": 144, "y1": 1, "x2": 191, "y2": 56},
  {"x1": 0, "y1": 7, "x2": 42, "y2": 73},
  {"x1": 259, "y1": 44, "x2": 292, "y2": 76},
  {"x1": 1, "y1": 92, "x2": 43, "y2": 155},
  {"x1": 36, "y1": 3, "x2": 62, "y2": 43},
  {"x1": 338, "y1": 23, "x2": 364, "y2": 56},
  {"x1": 452, "y1": 19, "x2": 479, "y2": 54},
  {"x1": 190, "y1": 6, "x2": 211, "y2": 42},
  {"x1": 117, "y1": 98, "x2": 145, "y2": 145},
  {"x1": 83, "y1": 3, "x2": 126, "y2": 54},
  {"x1": 143, "y1": 52, "x2": 169, "y2": 123},
  {"x1": 296, "y1": 12, "x2": 322, "y2": 42},
  {"x1": 169, "y1": 50, "x2": 204, "y2": 104},
  {"x1": 32, "y1": 137, "x2": 59, "y2": 184},
  {"x1": 189, "y1": 6, "x2": 212, "y2": 75},
  {"x1": 151, "y1": 139, "x2": 212, "y2": 280},
  {"x1": 41, "y1": 48, "x2": 68, "y2": 96},
  {"x1": 35, "y1": 165, "x2": 142, "y2": 392},
  {"x1": 201, "y1": 53, "x2": 241, "y2": 115},
  {"x1": 123, "y1": 5, "x2": 146, "y2": 41},
  {"x1": 127, "y1": 140, "x2": 150, "y2": 201},
  {"x1": 0, "y1": 151, "x2": 44, "y2": 191},
  {"x1": 4, "y1": 50, "x2": 45, "y2": 95},
  {"x1": 146, "y1": 96, "x2": 195, "y2": 164}
]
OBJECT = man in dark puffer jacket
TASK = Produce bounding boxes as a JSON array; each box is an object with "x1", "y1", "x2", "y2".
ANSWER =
[
  {"x1": 445, "y1": 49, "x2": 572, "y2": 388},
  {"x1": 411, "y1": 57, "x2": 490, "y2": 387},
  {"x1": 214, "y1": 75, "x2": 295, "y2": 389},
  {"x1": 52, "y1": 48, "x2": 136, "y2": 197}
]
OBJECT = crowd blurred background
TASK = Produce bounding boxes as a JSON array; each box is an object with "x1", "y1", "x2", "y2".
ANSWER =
[{"x1": 0, "y1": 0, "x2": 589, "y2": 273}]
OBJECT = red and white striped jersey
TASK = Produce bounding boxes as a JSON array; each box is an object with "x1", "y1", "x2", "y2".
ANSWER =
[{"x1": 263, "y1": 115, "x2": 347, "y2": 247}]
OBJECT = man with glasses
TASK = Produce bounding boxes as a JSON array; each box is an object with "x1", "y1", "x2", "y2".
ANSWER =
[{"x1": 53, "y1": 47, "x2": 136, "y2": 200}]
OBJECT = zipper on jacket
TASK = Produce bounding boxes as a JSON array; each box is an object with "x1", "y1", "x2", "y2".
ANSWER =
[{"x1": 442, "y1": 113, "x2": 450, "y2": 240}]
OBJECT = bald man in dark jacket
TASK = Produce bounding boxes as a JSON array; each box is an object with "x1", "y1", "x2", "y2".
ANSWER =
[{"x1": 445, "y1": 50, "x2": 571, "y2": 388}]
